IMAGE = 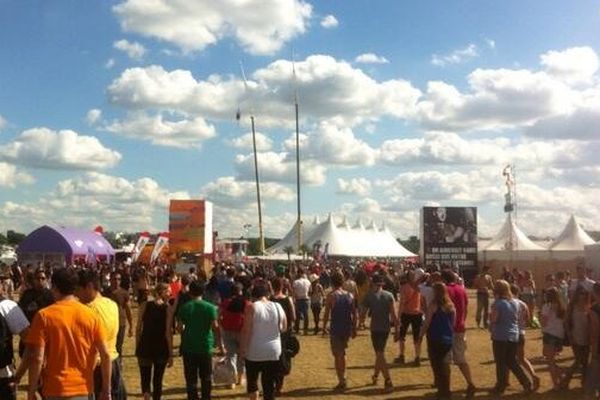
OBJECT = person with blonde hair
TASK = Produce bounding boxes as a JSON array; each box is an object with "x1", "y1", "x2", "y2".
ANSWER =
[
  {"x1": 489, "y1": 280, "x2": 533, "y2": 395},
  {"x1": 420, "y1": 282, "x2": 455, "y2": 400},
  {"x1": 541, "y1": 286, "x2": 567, "y2": 390}
]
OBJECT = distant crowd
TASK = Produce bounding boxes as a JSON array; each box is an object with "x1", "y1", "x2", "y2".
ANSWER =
[{"x1": 0, "y1": 259, "x2": 598, "y2": 400}]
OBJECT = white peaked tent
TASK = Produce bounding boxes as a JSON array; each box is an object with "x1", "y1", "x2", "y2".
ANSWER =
[
  {"x1": 483, "y1": 213, "x2": 545, "y2": 251},
  {"x1": 267, "y1": 214, "x2": 415, "y2": 258},
  {"x1": 266, "y1": 216, "x2": 321, "y2": 254},
  {"x1": 550, "y1": 215, "x2": 595, "y2": 251}
]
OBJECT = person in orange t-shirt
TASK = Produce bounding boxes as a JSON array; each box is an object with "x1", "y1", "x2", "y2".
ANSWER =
[
  {"x1": 395, "y1": 270, "x2": 424, "y2": 366},
  {"x1": 25, "y1": 268, "x2": 111, "y2": 400}
]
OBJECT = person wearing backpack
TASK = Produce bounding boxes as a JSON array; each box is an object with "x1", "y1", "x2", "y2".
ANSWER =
[{"x1": 0, "y1": 278, "x2": 30, "y2": 400}]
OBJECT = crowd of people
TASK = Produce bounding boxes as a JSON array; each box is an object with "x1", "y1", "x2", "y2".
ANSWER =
[{"x1": 0, "y1": 259, "x2": 599, "y2": 400}]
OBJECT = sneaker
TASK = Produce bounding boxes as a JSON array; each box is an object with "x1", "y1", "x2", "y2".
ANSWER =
[
  {"x1": 465, "y1": 384, "x2": 476, "y2": 399},
  {"x1": 394, "y1": 355, "x2": 405, "y2": 364},
  {"x1": 414, "y1": 357, "x2": 421, "y2": 367},
  {"x1": 384, "y1": 379, "x2": 394, "y2": 393}
]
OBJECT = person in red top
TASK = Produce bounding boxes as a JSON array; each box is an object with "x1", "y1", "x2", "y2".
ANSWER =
[
  {"x1": 442, "y1": 269, "x2": 476, "y2": 399},
  {"x1": 219, "y1": 283, "x2": 249, "y2": 388},
  {"x1": 169, "y1": 273, "x2": 183, "y2": 303}
]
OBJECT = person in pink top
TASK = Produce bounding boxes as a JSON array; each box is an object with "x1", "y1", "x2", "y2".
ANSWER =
[{"x1": 442, "y1": 270, "x2": 476, "y2": 399}]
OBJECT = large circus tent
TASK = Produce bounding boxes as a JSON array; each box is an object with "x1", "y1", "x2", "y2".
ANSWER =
[{"x1": 267, "y1": 214, "x2": 415, "y2": 258}]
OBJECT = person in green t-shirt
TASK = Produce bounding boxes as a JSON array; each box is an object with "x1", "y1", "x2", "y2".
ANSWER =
[{"x1": 177, "y1": 280, "x2": 221, "y2": 400}]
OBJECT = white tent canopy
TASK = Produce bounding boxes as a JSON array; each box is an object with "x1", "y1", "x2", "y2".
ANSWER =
[
  {"x1": 550, "y1": 215, "x2": 595, "y2": 251},
  {"x1": 267, "y1": 214, "x2": 415, "y2": 258},
  {"x1": 483, "y1": 213, "x2": 545, "y2": 251}
]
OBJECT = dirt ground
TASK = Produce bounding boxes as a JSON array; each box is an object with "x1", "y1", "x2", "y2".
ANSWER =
[{"x1": 17, "y1": 290, "x2": 586, "y2": 399}]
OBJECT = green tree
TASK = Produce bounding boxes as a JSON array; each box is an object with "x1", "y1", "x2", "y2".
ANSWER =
[
  {"x1": 6, "y1": 230, "x2": 26, "y2": 246},
  {"x1": 398, "y1": 235, "x2": 420, "y2": 254},
  {"x1": 283, "y1": 245, "x2": 294, "y2": 262},
  {"x1": 0, "y1": 233, "x2": 7, "y2": 245}
]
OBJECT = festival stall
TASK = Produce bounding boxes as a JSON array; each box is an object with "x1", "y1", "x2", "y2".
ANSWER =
[
  {"x1": 17, "y1": 225, "x2": 115, "y2": 266},
  {"x1": 267, "y1": 214, "x2": 415, "y2": 258}
]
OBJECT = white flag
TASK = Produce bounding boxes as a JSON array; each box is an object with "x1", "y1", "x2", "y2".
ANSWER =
[
  {"x1": 150, "y1": 233, "x2": 169, "y2": 265},
  {"x1": 131, "y1": 232, "x2": 150, "y2": 263}
]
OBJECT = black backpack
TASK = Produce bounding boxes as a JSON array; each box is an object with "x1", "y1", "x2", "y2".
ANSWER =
[{"x1": 0, "y1": 312, "x2": 13, "y2": 369}]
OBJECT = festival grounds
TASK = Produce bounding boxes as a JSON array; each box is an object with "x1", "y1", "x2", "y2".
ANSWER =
[{"x1": 17, "y1": 290, "x2": 580, "y2": 400}]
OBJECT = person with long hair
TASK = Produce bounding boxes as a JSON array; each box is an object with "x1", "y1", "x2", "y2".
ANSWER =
[
  {"x1": 271, "y1": 277, "x2": 296, "y2": 396},
  {"x1": 520, "y1": 271, "x2": 536, "y2": 326},
  {"x1": 562, "y1": 287, "x2": 590, "y2": 389},
  {"x1": 220, "y1": 282, "x2": 250, "y2": 388},
  {"x1": 396, "y1": 270, "x2": 423, "y2": 366},
  {"x1": 136, "y1": 282, "x2": 174, "y2": 400},
  {"x1": 541, "y1": 286, "x2": 567, "y2": 390},
  {"x1": 241, "y1": 280, "x2": 287, "y2": 400},
  {"x1": 309, "y1": 278, "x2": 325, "y2": 334},
  {"x1": 420, "y1": 282, "x2": 455, "y2": 400},
  {"x1": 489, "y1": 280, "x2": 533, "y2": 395}
]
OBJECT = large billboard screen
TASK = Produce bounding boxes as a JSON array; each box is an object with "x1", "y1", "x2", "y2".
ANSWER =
[
  {"x1": 420, "y1": 206, "x2": 478, "y2": 278},
  {"x1": 169, "y1": 200, "x2": 213, "y2": 256}
]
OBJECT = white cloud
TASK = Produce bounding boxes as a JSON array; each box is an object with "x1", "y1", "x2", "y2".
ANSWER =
[
  {"x1": 320, "y1": 15, "x2": 338, "y2": 28},
  {"x1": 431, "y1": 44, "x2": 479, "y2": 67},
  {"x1": 105, "y1": 58, "x2": 116, "y2": 69},
  {"x1": 113, "y1": 39, "x2": 147, "y2": 60},
  {"x1": 525, "y1": 106, "x2": 600, "y2": 140},
  {"x1": 541, "y1": 46, "x2": 599, "y2": 85},
  {"x1": 485, "y1": 38, "x2": 496, "y2": 50},
  {"x1": 0, "y1": 128, "x2": 121, "y2": 170},
  {"x1": 0, "y1": 172, "x2": 190, "y2": 233},
  {"x1": 201, "y1": 176, "x2": 294, "y2": 208},
  {"x1": 113, "y1": 0, "x2": 312, "y2": 55},
  {"x1": 234, "y1": 151, "x2": 326, "y2": 186},
  {"x1": 336, "y1": 178, "x2": 371, "y2": 196},
  {"x1": 355, "y1": 53, "x2": 389, "y2": 64},
  {"x1": 229, "y1": 132, "x2": 273, "y2": 151},
  {"x1": 86, "y1": 109, "x2": 102, "y2": 125},
  {"x1": 0, "y1": 163, "x2": 34, "y2": 188},
  {"x1": 284, "y1": 122, "x2": 377, "y2": 166},
  {"x1": 106, "y1": 112, "x2": 216, "y2": 148},
  {"x1": 417, "y1": 68, "x2": 575, "y2": 131},
  {"x1": 107, "y1": 56, "x2": 422, "y2": 128}
]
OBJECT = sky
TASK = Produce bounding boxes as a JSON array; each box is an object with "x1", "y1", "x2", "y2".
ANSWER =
[{"x1": 1, "y1": 0, "x2": 600, "y2": 240}]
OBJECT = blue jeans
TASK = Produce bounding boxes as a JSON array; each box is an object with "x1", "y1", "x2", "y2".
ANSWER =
[
  {"x1": 294, "y1": 299, "x2": 309, "y2": 333},
  {"x1": 222, "y1": 330, "x2": 244, "y2": 377},
  {"x1": 94, "y1": 358, "x2": 127, "y2": 400},
  {"x1": 182, "y1": 352, "x2": 212, "y2": 400}
]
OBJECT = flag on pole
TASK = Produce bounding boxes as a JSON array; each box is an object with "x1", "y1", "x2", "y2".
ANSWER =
[
  {"x1": 131, "y1": 232, "x2": 150, "y2": 263},
  {"x1": 150, "y1": 232, "x2": 169, "y2": 265}
]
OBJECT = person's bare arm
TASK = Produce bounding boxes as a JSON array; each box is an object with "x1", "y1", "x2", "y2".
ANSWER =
[
  {"x1": 27, "y1": 345, "x2": 43, "y2": 400},
  {"x1": 165, "y1": 305, "x2": 174, "y2": 367},
  {"x1": 390, "y1": 297, "x2": 399, "y2": 339},
  {"x1": 124, "y1": 292, "x2": 134, "y2": 337},
  {"x1": 240, "y1": 304, "x2": 254, "y2": 359},
  {"x1": 14, "y1": 328, "x2": 30, "y2": 384},
  {"x1": 96, "y1": 340, "x2": 112, "y2": 400},
  {"x1": 287, "y1": 296, "x2": 296, "y2": 327},
  {"x1": 322, "y1": 292, "x2": 333, "y2": 335},
  {"x1": 419, "y1": 304, "x2": 435, "y2": 342},
  {"x1": 135, "y1": 301, "x2": 146, "y2": 343}
]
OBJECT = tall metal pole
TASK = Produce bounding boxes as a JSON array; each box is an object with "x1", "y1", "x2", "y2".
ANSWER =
[
  {"x1": 251, "y1": 116, "x2": 265, "y2": 254},
  {"x1": 295, "y1": 96, "x2": 302, "y2": 252}
]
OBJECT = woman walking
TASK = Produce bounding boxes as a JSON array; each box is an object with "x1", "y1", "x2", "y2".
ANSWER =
[
  {"x1": 271, "y1": 278, "x2": 296, "y2": 396},
  {"x1": 420, "y1": 282, "x2": 455, "y2": 400},
  {"x1": 520, "y1": 271, "x2": 536, "y2": 326},
  {"x1": 135, "y1": 283, "x2": 174, "y2": 400},
  {"x1": 541, "y1": 287, "x2": 567, "y2": 390},
  {"x1": 241, "y1": 280, "x2": 287, "y2": 400},
  {"x1": 489, "y1": 280, "x2": 533, "y2": 396},
  {"x1": 220, "y1": 283, "x2": 250, "y2": 388},
  {"x1": 562, "y1": 287, "x2": 590, "y2": 389}
]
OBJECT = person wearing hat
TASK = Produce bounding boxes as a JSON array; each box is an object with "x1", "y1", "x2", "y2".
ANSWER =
[{"x1": 360, "y1": 274, "x2": 398, "y2": 393}]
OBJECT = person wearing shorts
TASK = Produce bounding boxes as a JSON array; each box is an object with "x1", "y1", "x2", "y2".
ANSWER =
[
  {"x1": 396, "y1": 271, "x2": 423, "y2": 365},
  {"x1": 322, "y1": 271, "x2": 357, "y2": 391},
  {"x1": 361, "y1": 274, "x2": 397, "y2": 393}
]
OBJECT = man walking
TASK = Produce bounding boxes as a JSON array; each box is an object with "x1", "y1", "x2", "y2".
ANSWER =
[
  {"x1": 473, "y1": 266, "x2": 493, "y2": 329},
  {"x1": 78, "y1": 269, "x2": 127, "y2": 400},
  {"x1": 322, "y1": 271, "x2": 358, "y2": 391},
  {"x1": 360, "y1": 274, "x2": 398, "y2": 393},
  {"x1": 0, "y1": 277, "x2": 30, "y2": 400},
  {"x1": 104, "y1": 272, "x2": 133, "y2": 359},
  {"x1": 292, "y1": 268, "x2": 311, "y2": 335},
  {"x1": 26, "y1": 268, "x2": 111, "y2": 400},
  {"x1": 177, "y1": 280, "x2": 220, "y2": 400},
  {"x1": 442, "y1": 270, "x2": 476, "y2": 399}
]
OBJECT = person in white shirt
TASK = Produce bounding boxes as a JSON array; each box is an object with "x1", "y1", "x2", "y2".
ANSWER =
[
  {"x1": 569, "y1": 266, "x2": 595, "y2": 301},
  {"x1": 292, "y1": 268, "x2": 311, "y2": 335},
  {"x1": 0, "y1": 281, "x2": 30, "y2": 400}
]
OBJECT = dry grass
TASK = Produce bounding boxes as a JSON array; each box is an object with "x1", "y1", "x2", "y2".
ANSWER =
[{"x1": 18, "y1": 291, "x2": 585, "y2": 399}]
